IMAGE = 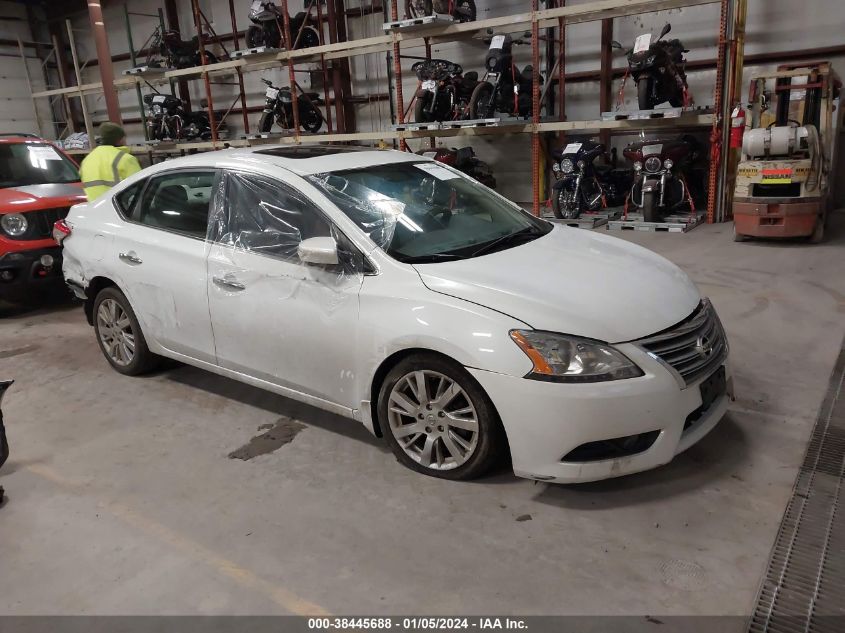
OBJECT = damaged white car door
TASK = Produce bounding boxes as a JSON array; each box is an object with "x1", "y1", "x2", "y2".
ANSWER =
[
  {"x1": 111, "y1": 169, "x2": 219, "y2": 363},
  {"x1": 205, "y1": 169, "x2": 364, "y2": 412}
]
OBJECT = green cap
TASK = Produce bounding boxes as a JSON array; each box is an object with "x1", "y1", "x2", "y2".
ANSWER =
[{"x1": 99, "y1": 121, "x2": 125, "y2": 146}]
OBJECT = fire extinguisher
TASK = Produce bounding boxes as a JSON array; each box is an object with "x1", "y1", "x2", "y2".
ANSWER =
[{"x1": 730, "y1": 105, "x2": 746, "y2": 149}]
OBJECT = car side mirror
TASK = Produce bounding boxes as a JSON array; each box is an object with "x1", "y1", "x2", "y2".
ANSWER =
[
  {"x1": 611, "y1": 40, "x2": 623, "y2": 49},
  {"x1": 298, "y1": 236, "x2": 338, "y2": 266},
  {"x1": 659, "y1": 23, "x2": 671, "y2": 39}
]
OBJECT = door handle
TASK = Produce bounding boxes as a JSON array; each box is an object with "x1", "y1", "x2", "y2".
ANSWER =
[
  {"x1": 118, "y1": 252, "x2": 142, "y2": 265},
  {"x1": 212, "y1": 275, "x2": 246, "y2": 291}
]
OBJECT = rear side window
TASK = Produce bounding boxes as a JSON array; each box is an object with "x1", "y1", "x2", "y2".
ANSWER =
[
  {"x1": 114, "y1": 180, "x2": 145, "y2": 218},
  {"x1": 133, "y1": 170, "x2": 217, "y2": 238},
  {"x1": 209, "y1": 171, "x2": 331, "y2": 262}
]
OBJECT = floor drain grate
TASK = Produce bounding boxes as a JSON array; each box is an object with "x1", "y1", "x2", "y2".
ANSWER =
[{"x1": 748, "y1": 338, "x2": 845, "y2": 633}]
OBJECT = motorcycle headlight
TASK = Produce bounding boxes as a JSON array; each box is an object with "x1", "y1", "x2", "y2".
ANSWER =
[
  {"x1": 1, "y1": 213, "x2": 28, "y2": 237},
  {"x1": 560, "y1": 158, "x2": 575, "y2": 174},
  {"x1": 645, "y1": 156, "x2": 663, "y2": 173},
  {"x1": 510, "y1": 330, "x2": 644, "y2": 383},
  {"x1": 552, "y1": 162, "x2": 561, "y2": 173},
  {"x1": 663, "y1": 159, "x2": 674, "y2": 169},
  {"x1": 633, "y1": 161, "x2": 643, "y2": 172}
]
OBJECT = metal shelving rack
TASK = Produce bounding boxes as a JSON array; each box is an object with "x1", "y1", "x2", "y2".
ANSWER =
[{"x1": 20, "y1": 0, "x2": 739, "y2": 222}]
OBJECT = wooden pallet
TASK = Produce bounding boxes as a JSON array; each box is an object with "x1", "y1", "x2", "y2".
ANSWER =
[
  {"x1": 383, "y1": 13, "x2": 454, "y2": 31},
  {"x1": 543, "y1": 209, "x2": 621, "y2": 229},
  {"x1": 607, "y1": 211, "x2": 704, "y2": 233},
  {"x1": 230, "y1": 46, "x2": 282, "y2": 60}
]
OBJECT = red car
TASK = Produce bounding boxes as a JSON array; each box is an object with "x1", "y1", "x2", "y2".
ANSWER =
[{"x1": 0, "y1": 134, "x2": 86, "y2": 304}]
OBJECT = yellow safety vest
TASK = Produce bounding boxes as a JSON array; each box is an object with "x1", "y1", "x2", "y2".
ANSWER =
[{"x1": 79, "y1": 145, "x2": 142, "y2": 201}]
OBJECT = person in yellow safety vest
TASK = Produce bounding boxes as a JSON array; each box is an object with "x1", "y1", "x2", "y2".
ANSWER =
[{"x1": 79, "y1": 122, "x2": 142, "y2": 201}]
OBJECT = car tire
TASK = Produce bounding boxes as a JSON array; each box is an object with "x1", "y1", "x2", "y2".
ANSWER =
[
  {"x1": 93, "y1": 287, "x2": 159, "y2": 376},
  {"x1": 378, "y1": 353, "x2": 505, "y2": 480}
]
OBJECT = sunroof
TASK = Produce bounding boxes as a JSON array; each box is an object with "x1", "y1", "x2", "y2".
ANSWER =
[{"x1": 253, "y1": 145, "x2": 377, "y2": 159}]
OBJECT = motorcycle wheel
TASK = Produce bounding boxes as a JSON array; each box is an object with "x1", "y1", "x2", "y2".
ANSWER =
[
  {"x1": 453, "y1": 0, "x2": 476, "y2": 21},
  {"x1": 468, "y1": 82, "x2": 495, "y2": 119},
  {"x1": 642, "y1": 190, "x2": 659, "y2": 223},
  {"x1": 295, "y1": 26, "x2": 320, "y2": 49},
  {"x1": 552, "y1": 188, "x2": 580, "y2": 220},
  {"x1": 405, "y1": 0, "x2": 432, "y2": 18},
  {"x1": 414, "y1": 94, "x2": 434, "y2": 123},
  {"x1": 258, "y1": 112, "x2": 275, "y2": 134},
  {"x1": 247, "y1": 25, "x2": 268, "y2": 48},
  {"x1": 300, "y1": 103, "x2": 324, "y2": 133},
  {"x1": 637, "y1": 78, "x2": 654, "y2": 111}
]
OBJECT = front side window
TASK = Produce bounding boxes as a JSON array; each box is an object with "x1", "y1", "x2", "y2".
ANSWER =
[
  {"x1": 306, "y1": 162, "x2": 550, "y2": 263},
  {"x1": 0, "y1": 143, "x2": 79, "y2": 189},
  {"x1": 133, "y1": 170, "x2": 216, "y2": 238},
  {"x1": 209, "y1": 171, "x2": 331, "y2": 262}
]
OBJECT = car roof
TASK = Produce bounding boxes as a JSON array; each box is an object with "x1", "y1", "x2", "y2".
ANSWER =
[
  {"x1": 0, "y1": 135, "x2": 53, "y2": 145},
  {"x1": 143, "y1": 145, "x2": 428, "y2": 177}
]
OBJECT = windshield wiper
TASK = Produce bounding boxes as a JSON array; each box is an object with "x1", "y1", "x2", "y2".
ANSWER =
[
  {"x1": 396, "y1": 252, "x2": 468, "y2": 264},
  {"x1": 470, "y1": 227, "x2": 541, "y2": 258}
]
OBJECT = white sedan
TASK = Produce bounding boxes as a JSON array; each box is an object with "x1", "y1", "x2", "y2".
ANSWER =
[{"x1": 58, "y1": 146, "x2": 732, "y2": 483}]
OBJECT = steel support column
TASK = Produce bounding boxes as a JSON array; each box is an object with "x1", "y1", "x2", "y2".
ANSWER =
[
  {"x1": 532, "y1": 0, "x2": 541, "y2": 215},
  {"x1": 599, "y1": 18, "x2": 613, "y2": 148},
  {"x1": 86, "y1": 0, "x2": 121, "y2": 124}
]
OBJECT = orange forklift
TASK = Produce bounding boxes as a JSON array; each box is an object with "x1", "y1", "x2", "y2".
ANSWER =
[{"x1": 733, "y1": 62, "x2": 842, "y2": 242}]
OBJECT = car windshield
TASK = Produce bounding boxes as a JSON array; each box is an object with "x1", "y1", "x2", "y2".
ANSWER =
[
  {"x1": 306, "y1": 161, "x2": 551, "y2": 263},
  {"x1": 0, "y1": 143, "x2": 80, "y2": 189}
]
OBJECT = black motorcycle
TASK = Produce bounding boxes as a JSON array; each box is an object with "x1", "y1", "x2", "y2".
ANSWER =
[
  {"x1": 258, "y1": 78, "x2": 324, "y2": 134},
  {"x1": 405, "y1": 0, "x2": 476, "y2": 22},
  {"x1": 147, "y1": 27, "x2": 219, "y2": 70},
  {"x1": 246, "y1": 1, "x2": 320, "y2": 50},
  {"x1": 412, "y1": 59, "x2": 477, "y2": 123},
  {"x1": 551, "y1": 142, "x2": 631, "y2": 219},
  {"x1": 143, "y1": 93, "x2": 226, "y2": 142},
  {"x1": 469, "y1": 33, "x2": 539, "y2": 119},
  {"x1": 613, "y1": 23, "x2": 689, "y2": 110},
  {"x1": 417, "y1": 146, "x2": 496, "y2": 189}
]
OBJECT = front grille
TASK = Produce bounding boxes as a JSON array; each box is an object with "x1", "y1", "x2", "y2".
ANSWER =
[
  {"x1": 637, "y1": 299, "x2": 728, "y2": 387},
  {"x1": 3, "y1": 207, "x2": 69, "y2": 241}
]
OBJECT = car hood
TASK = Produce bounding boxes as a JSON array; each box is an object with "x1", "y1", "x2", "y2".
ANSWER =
[
  {"x1": 413, "y1": 225, "x2": 700, "y2": 343},
  {"x1": 0, "y1": 183, "x2": 85, "y2": 212}
]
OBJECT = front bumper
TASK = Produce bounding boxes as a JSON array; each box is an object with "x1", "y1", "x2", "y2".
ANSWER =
[
  {"x1": 469, "y1": 347, "x2": 733, "y2": 484},
  {"x1": 0, "y1": 246, "x2": 65, "y2": 300}
]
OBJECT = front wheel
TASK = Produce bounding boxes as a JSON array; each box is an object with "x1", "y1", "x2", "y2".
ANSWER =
[
  {"x1": 246, "y1": 25, "x2": 267, "y2": 48},
  {"x1": 468, "y1": 81, "x2": 495, "y2": 119},
  {"x1": 637, "y1": 77, "x2": 654, "y2": 110},
  {"x1": 414, "y1": 93, "x2": 434, "y2": 122},
  {"x1": 295, "y1": 26, "x2": 320, "y2": 49},
  {"x1": 453, "y1": 0, "x2": 476, "y2": 22},
  {"x1": 378, "y1": 353, "x2": 505, "y2": 480},
  {"x1": 93, "y1": 287, "x2": 160, "y2": 376},
  {"x1": 551, "y1": 187, "x2": 580, "y2": 219},
  {"x1": 258, "y1": 111, "x2": 275, "y2": 133},
  {"x1": 642, "y1": 190, "x2": 659, "y2": 222},
  {"x1": 405, "y1": 0, "x2": 433, "y2": 18}
]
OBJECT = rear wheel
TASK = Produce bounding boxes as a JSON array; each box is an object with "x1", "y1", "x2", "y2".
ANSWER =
[
  {"x1": 809, "y1": 214, "x2": 825, "y2": 243},
  {"x1": 453, "y1": 0, "x2": 476, "y2": 21},
  {"x1": 295, "y1": 26, "x2": 320, "y2": 49},
  {"x1": 93, "y1": 287, "x2": 159, "y2": 376},
  {"x1": 637, "y1": 77, "x2": 653, "y2": 110},
  {"x1": 378, "y1": 353, "x2": 505, "y2": 480},
  {"x1": 300, "y1": 102, "x2": 324, "y2": 133},
  {"x1": 468, "y1": 81, "x2": 495, "y2": 119},
  {"x1": 733, "y1": 225, "x2": 748, "y2": 242},
  {"x1": 642, "y1": 190, "x2": 659, "y2": 222}
]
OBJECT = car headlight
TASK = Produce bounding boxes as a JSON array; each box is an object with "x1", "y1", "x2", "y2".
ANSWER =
[
  {"x1": 510, "y1": 330, "x2": 644, "y2": 383},
  {"x1": 560, "y1": 158, "x2": 575, "y2": 174},
  {"x1": 1, "y1": 213, "x2": 28, "y2": 237},
  {"x1": 663, "y1": 158, "x2": 674, "y2": 169}
]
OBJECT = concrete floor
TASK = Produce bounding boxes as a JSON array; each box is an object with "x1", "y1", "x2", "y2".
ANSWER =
[{"x1": 1, "y1": 214, "x2": 844, "y2": 617}]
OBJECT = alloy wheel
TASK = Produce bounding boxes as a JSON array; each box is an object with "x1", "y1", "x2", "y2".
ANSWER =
[
  {"x1": 96, "y1": 298, "x2": 136, "y2": 367},
  {"x1": 387, "y1": 370, "x2": 479, "y2": 470}
]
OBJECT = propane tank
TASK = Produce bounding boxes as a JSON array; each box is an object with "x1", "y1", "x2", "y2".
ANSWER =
[{"x1": 742, "y1": 124, "x2": 814, "y2": 159}]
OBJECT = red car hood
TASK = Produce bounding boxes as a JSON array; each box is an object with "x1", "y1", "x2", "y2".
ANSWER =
[{"x1": 0, "y1": 183, "x2": 86, "y2": 213}]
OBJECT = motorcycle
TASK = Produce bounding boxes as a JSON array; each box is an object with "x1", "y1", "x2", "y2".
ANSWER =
[
  {"x1": 258, "y1": 78, "x2": 324, "y2": 134},
  {"x1": 143, "y1": 93, "x2": 227, "y2": 142},
  {"x1": 613, "y1": 23, "x2": 690, "y2": 110},
  {"x1": 417, "y1": 146, "x2": 496, "y2": 189},
  {"x1": 405, "y1": 0, "x2": 476, "y2": 22},
  {"x1": 469, "y1": 32, "x2": 540, "y2": 119},
  {"x1": 246, "y1": 1, "x2": 320, "y2": 49},
  {"x1": 412, "y1": 59, "x2": 478, "y2": 122},
  {"x1": 623, "y1": 135, "x2": 700, "y2": 222},
  {"x1": 550, "y1": 141, "x2": 632, "y2": 219},
  {"x1": 147, "y1": 26, "x2": 219, "y2": 69}
]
